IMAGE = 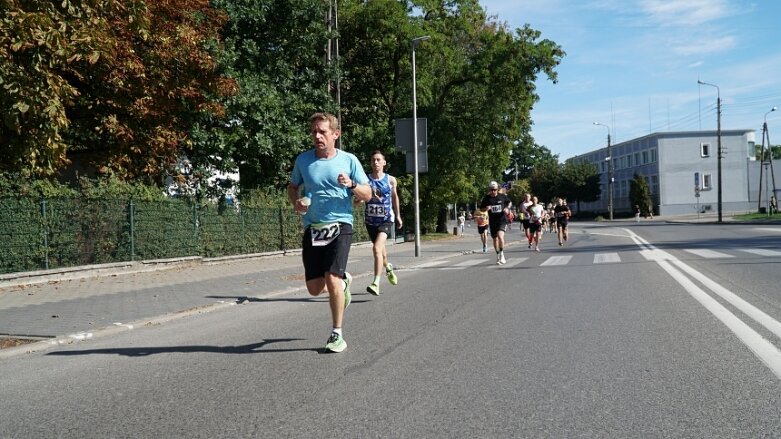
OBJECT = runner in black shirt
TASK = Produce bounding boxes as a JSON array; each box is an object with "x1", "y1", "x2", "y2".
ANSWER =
[
  {"x1": 479, "y1": 181, "x2": 513, "y2": 264},
  {"x1": 553, "y1": 197, "x2": 571, "y2": 246}
]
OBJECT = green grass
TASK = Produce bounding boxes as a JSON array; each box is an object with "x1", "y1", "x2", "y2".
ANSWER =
[
  {"x1": 732, "y1": 212, "x2": 780, "y2": 221},
  {"x1": 421, "y1": 232, "x2": 457, "y2": 242}
]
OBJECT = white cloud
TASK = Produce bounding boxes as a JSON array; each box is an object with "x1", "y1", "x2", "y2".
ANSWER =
[
  {"x1": 672, "y1": 35, "x2": 737, "y2": 56},
  {"x1": 640, "y1": 0, "x2": 730, "y2": 26}
]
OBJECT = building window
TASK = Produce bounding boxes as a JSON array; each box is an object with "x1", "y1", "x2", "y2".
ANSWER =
[
  {"x1": 702, "y1": 173, "x2": 712, "y2": 190},
  {"x1": 650, "y1": 175, "x2": 659, "y2": 194},
  {"x1": 635, "y1": 153, "x2": 641, "y2": 166},
  {"x1": 650, "y1": 148, "x2": 657, "y2": 163},
  {"x1": 701, "y1": 143, "x2": 711, "y2": 157},
  {"x1": 642, "y1": 151, "x2": 649, "y2": 164},
  {"x1": 627, "y1": 155, "x2": 633, "y2": 167}
]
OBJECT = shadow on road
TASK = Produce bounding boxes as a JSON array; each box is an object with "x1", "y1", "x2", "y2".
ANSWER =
[{"x1": 45, "y1": 338, "x2": 322, "y2": 356}]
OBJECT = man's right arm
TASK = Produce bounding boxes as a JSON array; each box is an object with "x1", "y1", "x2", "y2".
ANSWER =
[{"x1": 288, "y1": 183, "x2": 305, "y2": 214}]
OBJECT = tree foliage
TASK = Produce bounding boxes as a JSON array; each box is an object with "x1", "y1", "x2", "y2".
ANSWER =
[
  {"x1": 338, "y1": 0, "x2": 564, "y2": 231},
  {"x1": 528, "y1": 160, "x2": 600, "y2": 210},
  {"x1": 2, "y1": 0, "x2": 236, "y2": 181},
  {"x1": 210, "y1": 0, "x2": 334, "y2": 190},
  {"x1": 3, "y1": 0, "x2": 565, "y2": 234},
  {"x1": 630, "y1": 173, "x2": 653, "y2": 217}
]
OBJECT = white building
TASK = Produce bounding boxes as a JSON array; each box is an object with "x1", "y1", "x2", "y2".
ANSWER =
[{"x1": 568, "y1": 129, "x2": 780, "y2": 216}]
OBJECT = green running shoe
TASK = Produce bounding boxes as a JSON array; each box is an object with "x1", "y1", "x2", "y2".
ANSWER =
[
  {"x1": 386, "y1": 264, "x2": 398, "y2": 285},
  {"x1": 366, "y1": 283, "x2": 380, "y2": 296},
  {"x1": 343, "y1": 272, "x2": 352, "y2": 309},
  {"x1": 325, "y1": 332, "x2": 347, "y2": 353}
]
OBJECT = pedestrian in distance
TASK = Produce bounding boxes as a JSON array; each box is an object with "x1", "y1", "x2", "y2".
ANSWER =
[
  {"x1": 634, "y1": 204, "x2": 641, "y2": 222},
  {"x1": 480, "y1": 181, "x2": 513, "y2": 264},
  {"x1": 458, "y1": 211, "x2": 466, "y2": 235},
  {"x1": 363, "y1": 150, "x2": 401, "y2": 296},
  {"x1": 288, "y1": 112, "x2": 372, "y2": 353}
]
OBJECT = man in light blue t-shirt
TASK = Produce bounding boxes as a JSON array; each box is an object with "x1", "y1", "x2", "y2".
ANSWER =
[{"x1": 287, "y1": 112, "x2": 371, "y2": 353}]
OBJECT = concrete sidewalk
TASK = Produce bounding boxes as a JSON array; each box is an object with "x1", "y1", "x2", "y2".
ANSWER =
[{"x1": 0, "y1": 230, "x2": 483, "y2": 357}]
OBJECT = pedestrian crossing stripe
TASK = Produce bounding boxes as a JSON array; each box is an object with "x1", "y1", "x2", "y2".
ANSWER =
[
  {"x1": 741, "y1": 248, "x2": 781, "y2": 257},
  {"x1": 500, "y1": 258, "x2": 527, "y2": 267},
  {"x1": 684, "y1": 249, "x2": 733, "y2": 258},
  {"x1": 540, "y1": 255, "x2": 572, "y2": 266},
  {"x1": 594, "y1": 253, "x2": 621, "y2": 264},
  {"x1": 416, "y1": 260, "x2": 449, "y2": 269},
  {"x1": 441, "y1": 259, "x2": 485, "y2": 270},
  {"x1": 410, "y1": 247, "x2": 779, "y2": 271}
]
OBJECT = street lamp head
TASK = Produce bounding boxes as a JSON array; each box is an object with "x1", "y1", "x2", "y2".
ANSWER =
[
  {"x1": 412, "y1": 35, "x2": 431, "y2": 47},
  {"x1": 764, "y1": 106, "x2": 777, "y2": 123}
]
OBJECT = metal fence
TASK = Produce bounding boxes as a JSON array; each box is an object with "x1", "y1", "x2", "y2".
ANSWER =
[{"x1": 0, "y1": 197, "x2": 369, "y2": 275}]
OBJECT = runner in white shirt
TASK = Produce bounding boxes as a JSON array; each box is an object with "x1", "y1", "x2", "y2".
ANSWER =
[
  {"x1": 526, "y1": 196, "x2": 545, "y2": 252},
  {"x1": 518, "y1": 193, "x2": 533, "y2": 248}
]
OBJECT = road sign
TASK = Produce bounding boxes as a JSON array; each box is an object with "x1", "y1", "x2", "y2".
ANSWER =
[
  {"x1": 395, "y1": 118, "x2": 427, "y2": 152},
  {"x1": 405, "y1": 149, "x2": 428, "y2": 174}
]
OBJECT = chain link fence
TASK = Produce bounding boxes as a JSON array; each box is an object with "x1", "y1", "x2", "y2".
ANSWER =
[{"x1": 0, "y1": 197, "x2": 369, "y2": 275}]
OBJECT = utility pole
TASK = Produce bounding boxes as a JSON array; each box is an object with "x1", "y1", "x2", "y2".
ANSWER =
[
  {"x1": 593, "y1": 122, "x2": 613, "y2": 220},
  {"x1": 758, "y1": 107, "x2": 778, "y2": 214},
  {"x1": 326, "y1": 0, "x2": 341, "y2": 147},
  {"x1": 698, "y1": 80, "x2": 723, "y2": 222}
]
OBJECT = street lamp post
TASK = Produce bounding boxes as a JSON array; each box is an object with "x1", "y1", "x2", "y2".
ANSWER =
[
  {"x1": 411, "y1": 36, "x2": 429, "y2": 257},
  {"x1": 593, "y1": 122, "x2": 613, "y2": 220},
  {"x1": 698, "y1": 80, "x2": 723, "y2": 222},
  {"x1": 759, "y1": 107, "x2": 777, "y2": 215}
]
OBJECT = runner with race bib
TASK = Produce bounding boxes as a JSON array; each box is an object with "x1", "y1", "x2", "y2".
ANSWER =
[
  {"x1": 364, "y1": 150, "x2": 401, "y2": 296},
  {"x1": 288, "y1": 112, "x2": 371, "y2": 353}
]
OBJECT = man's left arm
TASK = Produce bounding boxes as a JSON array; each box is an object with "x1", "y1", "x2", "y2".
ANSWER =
[{"x1": 390, "y1": 176, "x2": 403, "y2": 228}]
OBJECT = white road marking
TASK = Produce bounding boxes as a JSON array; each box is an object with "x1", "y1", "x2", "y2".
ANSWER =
[
  {"x1": 500, "y1": 258, "x2": 528, "y2": 267},
  {"x1": 683, "y1": 249, "x2": 733, "y2": 258},
  {"x1": 756, "y1": 228, "x2": 781, "y2": 233},
  {"x1": 415, "y1": 260, "x2": 449, "y2": 269},
  {"x1": 594, "y1": 253, "x2": 621, "y2": 264},
  {"x1": 741, "y1": 248, "x2": 781, "y2": 257},
  {"x1": 540, "y1": 255, "x2": 572, "y2": 266},
  {"x1": 626, "y1": 229, "x2": 781, "y2": 380},
  {"x1": 441, "y1": 259, "x2": 486, "y2": 270}
]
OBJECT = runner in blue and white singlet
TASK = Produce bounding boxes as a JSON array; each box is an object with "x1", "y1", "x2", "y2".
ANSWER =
[
  {"x1": 366, "y1": 174, "x2": 395, "y2": 227},
  {"x1": 363, "y1": 151, "x2": 402, "y2": 296}
]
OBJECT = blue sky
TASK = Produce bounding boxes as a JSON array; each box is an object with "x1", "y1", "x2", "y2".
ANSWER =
[{"x1": 480, "y1": 0, "x2": 781, "y2": 161}]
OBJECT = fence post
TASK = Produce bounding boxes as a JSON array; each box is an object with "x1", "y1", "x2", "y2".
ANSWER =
[
  {"x1": 240, "y1": 208, "x2": 247, "y2": 254},
  {"x1": 278, "y1": 206, "x2": 285, "y2": 251},
  {"x1": 129, "y1": 199, "x2": 135, "y2": 261},
  {"x1": 192, "y1": 202, "x2": 199, "y2": 255},
  {"x1": 40, "y1": 198, "x2": 49, "y2": 270}
]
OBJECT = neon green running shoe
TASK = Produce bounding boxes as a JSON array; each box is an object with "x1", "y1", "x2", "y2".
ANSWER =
[
  {"x1": 343, "y1": 272, "x2": 352, "y2": 309},
  {"x1": 366, "y1": 283, "x2": 380, "y2": 296},
  {"x1": 386, "y1": 264, "x2": 398, "y2": 285},
  {"x1": 325, "y1": 332, "x2": 347, "y2": 353}
]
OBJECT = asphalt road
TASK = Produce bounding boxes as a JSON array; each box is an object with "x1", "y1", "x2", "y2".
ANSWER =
[{"x1": 1, "y1": 221, "x2": 780, "y2": 438}]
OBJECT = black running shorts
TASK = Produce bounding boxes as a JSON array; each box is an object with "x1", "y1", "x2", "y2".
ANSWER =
[{"x1": 302, "y1": 222, "x2": 353, "y2": 281}]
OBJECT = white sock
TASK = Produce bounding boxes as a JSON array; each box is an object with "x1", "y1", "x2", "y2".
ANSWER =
[
  {"x1": 373, "y1": 275, "x2": 380, "y2": 285},
  {"x1": 332, "y1": 327, "x2": 342, "y2": 336}
]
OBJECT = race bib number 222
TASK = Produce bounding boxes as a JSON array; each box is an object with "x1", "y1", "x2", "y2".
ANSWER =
[{"x1": 310, "y1": 223, "x2": 341, "y2": 247}]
